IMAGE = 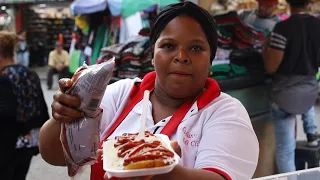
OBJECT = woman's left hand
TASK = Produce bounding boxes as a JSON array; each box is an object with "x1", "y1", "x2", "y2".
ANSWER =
[{"x1": 98, "y1": 141, "x2": 181, "y2": 180}]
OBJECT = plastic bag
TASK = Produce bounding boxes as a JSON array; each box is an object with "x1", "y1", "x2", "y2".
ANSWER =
[{"x1": 60, "y1": 58, "x2": 115, "y2": 177}]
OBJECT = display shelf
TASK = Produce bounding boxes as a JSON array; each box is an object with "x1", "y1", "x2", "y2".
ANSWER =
[{"x1": 23, "y1": 5, "x2": 75, "y2": 58}]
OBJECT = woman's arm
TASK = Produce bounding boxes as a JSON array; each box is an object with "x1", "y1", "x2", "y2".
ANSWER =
[
  {"x1": 152, "y1": 165, "x2": 225, "y2": 180},
  {"x1": 39, "y1": 79, "x2": 83, "y2": 166},
  {"x1": 39, "y1": 118, "x2": 66, "y2": 166}
]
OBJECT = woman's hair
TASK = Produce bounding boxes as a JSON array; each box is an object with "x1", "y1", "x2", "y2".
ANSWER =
[
  {"x1": 150, "y1": 2, "x2": 218, "y2": 62},
  {"x1": 286, "y1": 0, "x2": 310, "y2": 8},
  {"x1": 0, "y1": 31, "x2": 18, "y2": 59}
]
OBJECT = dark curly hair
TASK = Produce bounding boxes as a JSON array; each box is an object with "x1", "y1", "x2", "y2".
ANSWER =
[
  {"x1": 0, "y1": 31, "x2": 18, "y2": 59},
  {"x1": 286, "y1": 0, "x2": 311, "y2": 8}
]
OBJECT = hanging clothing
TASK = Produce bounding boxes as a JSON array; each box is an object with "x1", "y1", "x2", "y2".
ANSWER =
[{"x1": 119, "y1": 12, "x2": 143, "y2": 44}]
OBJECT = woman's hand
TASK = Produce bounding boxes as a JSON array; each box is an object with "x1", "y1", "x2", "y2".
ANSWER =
[
  {"x1": 51, "y1": 78, "x2": 84, "y2": 123},
  {"x1": 99, "y1": 141, "x2": 181, "y2": 180}
]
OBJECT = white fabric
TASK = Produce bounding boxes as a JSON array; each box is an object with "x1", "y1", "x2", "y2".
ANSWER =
[
  {"x1": 100, "y1": 78, "x2": 259, "y2": 180},
  {"x1": 119, "y1": 12, "x2": 142, "y2": 44}
]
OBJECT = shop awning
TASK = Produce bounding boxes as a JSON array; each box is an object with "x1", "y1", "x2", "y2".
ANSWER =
[{"x1": 70, "y1": 0, "x2": 108, "y2": 15}]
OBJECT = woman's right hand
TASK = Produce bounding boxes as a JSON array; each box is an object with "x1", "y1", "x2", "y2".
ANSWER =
[{"x1": 51, "y1": 78, "x2": 84, "y2": 123}]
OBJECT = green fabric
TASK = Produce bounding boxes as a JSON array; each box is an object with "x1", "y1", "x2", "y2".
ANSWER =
[
  {"x1": 209, "y1": 63, "x2": 248, "y2": 80},
  {"x1": 317, "y1": 72, "x2": 320, "y2": 80},
  {"x1": 102, "y1": 27, "x2": 110, "y2": 48},
  {"x1": 82, "y1": 25, "x2": 90, "y2": 35},
  {"x1": 69, "y1": 50, "x2": 81, "y2": 73},
  {"x1": 91, "y1": 24, "x2": 108, "y2": 65},
  {"x1": 216, "y1": 24, "x2": 234, "y2": 38},
  {"x1": 122, "y1": 0, "x2": 179, "y2": 18}
]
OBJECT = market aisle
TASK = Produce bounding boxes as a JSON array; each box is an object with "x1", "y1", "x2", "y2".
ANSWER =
[{"x1": 26, "y1": 66, "x2": 320, "y2": 180}]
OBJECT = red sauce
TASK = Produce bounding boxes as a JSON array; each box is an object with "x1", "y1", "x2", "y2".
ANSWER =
[{"x1": 114, "y1": 131, "x2": 174, "y2": 166}]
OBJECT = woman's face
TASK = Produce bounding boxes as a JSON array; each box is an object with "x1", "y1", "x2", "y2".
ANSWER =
[{"x1": 153, "y1": 16, "x2": 211, "y2": 99}]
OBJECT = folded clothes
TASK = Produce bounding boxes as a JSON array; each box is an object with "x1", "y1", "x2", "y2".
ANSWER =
[
  {"x1": 214, "y1": 11, "x2": 265, "y2": 51},
  {"x1": 97, "y1": 30, "x2": 154, "y2": 81}
]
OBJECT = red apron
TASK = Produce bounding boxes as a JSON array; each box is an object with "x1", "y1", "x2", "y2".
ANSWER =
[{"x1": 90, "y1": 72, "x2": 221, "y2": 180}]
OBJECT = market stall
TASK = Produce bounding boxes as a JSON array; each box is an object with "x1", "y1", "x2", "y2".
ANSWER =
[{"x1": 67, "y1": 0, "x2": 178, "y2": 76}]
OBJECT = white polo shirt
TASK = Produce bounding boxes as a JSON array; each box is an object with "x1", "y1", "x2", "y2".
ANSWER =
[{"x1": 100, "y1": 78, "x2": 259, "y2": 180}]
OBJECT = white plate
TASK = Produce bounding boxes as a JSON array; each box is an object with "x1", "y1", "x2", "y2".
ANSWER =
[{"x1": 103, "y1": 134, "x2": 180, "y2": 178}]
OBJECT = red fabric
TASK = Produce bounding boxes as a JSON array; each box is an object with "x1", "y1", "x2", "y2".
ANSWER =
[
  {"x1": 202, "y1": 168, "x2": 232, "y2": 180},
  {"x1": 91, "y1": 72, "x2": 221, "y2": 180},
  {"x1": 257, "y1": 0, "x2": 278, "y2": 6}
]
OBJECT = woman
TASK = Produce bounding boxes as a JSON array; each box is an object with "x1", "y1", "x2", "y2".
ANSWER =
[
  {"x1": 39, "y1": 2, "x2": 259, "y2": 180},
  {"x1": 0, "y1": 31, "x2": 49, "y2": 180}
]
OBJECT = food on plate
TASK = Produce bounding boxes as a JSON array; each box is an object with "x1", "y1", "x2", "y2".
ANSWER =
[{"x1": 103, "y1": 131, "x2": 175, "y2": 170}]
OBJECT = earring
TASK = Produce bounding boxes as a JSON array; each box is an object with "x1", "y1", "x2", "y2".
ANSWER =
[{"x1": 151, "y1": 59, "x2": 155, "y2": 65}]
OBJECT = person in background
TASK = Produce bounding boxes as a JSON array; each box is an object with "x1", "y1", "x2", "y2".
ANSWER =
[
  {"x1": 263, "y1": 0, "x2": 320, "y2": 173},
  {"x1": 245, "y1": 0, "x2": 319, "y2": 147},
  {"x1": 245, "y1": 0, "x2": 320, "y2": 148},
  {"x1": 47, "y1": 42, "x2": 70, "y2": 90},
  {"x1": 16, "y1": 30, "x2": 30, "y2": 67},
  {"x1": 0, "y1": 31, "x2": 49, "y2": 180},
  {"x1": 238, "y1": 0, "x2": 281, "y2": 36}
]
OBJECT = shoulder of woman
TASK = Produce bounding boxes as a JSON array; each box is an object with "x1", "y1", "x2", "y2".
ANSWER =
[
  {"x1": 204, "y1": 92, "x2": 250, "y2": 123},
  {"x1": 102, "y1": 77, "x2": 142, "y2": 101},
  {"x1": 107, "y1": 77, "x2": 142, "y2": 91}
]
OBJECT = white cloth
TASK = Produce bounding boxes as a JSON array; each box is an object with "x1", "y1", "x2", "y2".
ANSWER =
[
  {"x1": 119, "y1": 12, "x2": 142, "y2": 43},
  {"x1": 100, "y1": 78, "x2": 259, "y2": 180}
]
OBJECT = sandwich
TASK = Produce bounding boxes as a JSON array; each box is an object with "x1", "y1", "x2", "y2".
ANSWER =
[{"x1": 103, "y1": 131, "x2": 175, "y2": 170}]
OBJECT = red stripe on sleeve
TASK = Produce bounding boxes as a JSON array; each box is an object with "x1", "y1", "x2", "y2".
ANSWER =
[{"x1": 202, "y1": 168, "x2": 232, "y2": 180}]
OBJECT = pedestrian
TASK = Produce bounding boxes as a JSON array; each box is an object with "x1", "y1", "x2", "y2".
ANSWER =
[
  {"x1": 238, "y1": 0, "x2": 281, "y2": 35},
  {"x1": 263, "y1": 0, "x2": 320, "y2": 173},
  {"x1": 39, "y1": 2, "x2": 259, "y2": 180},
  {"x1": 16, "y1": 30, "x2": 30, "y2": 67},
  {"x1": 0, "y1": 31, "x2": 49, "y2": 180},
  {"x1": 47, "y1": 42, "x2": 70, "y2": 90}
]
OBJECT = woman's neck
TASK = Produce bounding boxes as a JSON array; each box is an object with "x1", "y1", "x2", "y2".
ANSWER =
[
  {"x1": 0, "y1": 58, "x2": 15, "y2": 70},
  {"x1": 153, "y1": 85, "x2": 186, "y2": 110},
  {"x1": 153, "y1": 82, "x2": 203, "y2": 110}
]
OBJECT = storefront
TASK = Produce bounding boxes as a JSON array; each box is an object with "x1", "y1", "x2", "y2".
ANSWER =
[
  {"x1": 23, "y1": 2, "x2": 74, "y2": 65},
  {"x1": 0, "y1": 0, "x2": 74, "y2": 66}
]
